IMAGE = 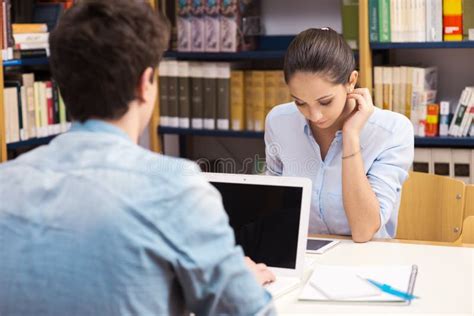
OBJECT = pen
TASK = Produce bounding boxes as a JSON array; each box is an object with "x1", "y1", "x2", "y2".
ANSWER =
[{"x1": 364, "y1": 278, "x2": 419, "y2": 301}]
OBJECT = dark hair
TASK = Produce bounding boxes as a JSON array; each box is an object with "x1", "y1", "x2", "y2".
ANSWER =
[
  {"x1": 49, "y1": 0, "x2": 170, "y2": 122},
  {"x1": 283, "y1": 28, "x2": 355, "y2": 85}
]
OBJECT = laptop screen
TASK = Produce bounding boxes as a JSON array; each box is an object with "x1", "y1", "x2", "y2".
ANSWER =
[{"x1": 209, "y1": 182, "x2": 303, "y2": 269}]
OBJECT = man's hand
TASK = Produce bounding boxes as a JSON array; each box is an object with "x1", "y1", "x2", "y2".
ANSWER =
[{"x1": 244, "y1": 257, "x2": 276, "y2": 286}]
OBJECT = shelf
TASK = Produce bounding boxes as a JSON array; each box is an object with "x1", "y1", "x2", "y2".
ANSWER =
[
  {"x1": 163, "y1": 35, "x2": 358, "y2": 61},
  {"x1": 7, "y1": 135, "x2": 58, "y2": 150},
  {"x1": 414, "y1": 136, "x2": 474, "y2": 148},
  {"x1": 163, "y1": 50, "x2": 288, "y2": 61},
  {"x1": 159, "y1": 128, "x2": 474, "y2": 148},
  {"x1": 371, "y1": 41, "x2": 474, "y2": 50},
  {"x1": 3, "y1": 57, "x2": 50, "y2": 67},
  {"x1": 158, "y1": 127, "x2": 264, "y2": 139}
]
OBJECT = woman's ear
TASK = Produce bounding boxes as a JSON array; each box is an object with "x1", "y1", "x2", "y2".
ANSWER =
[{"x1": 347, "y1": 70, "x2": 358, "y2": 92}]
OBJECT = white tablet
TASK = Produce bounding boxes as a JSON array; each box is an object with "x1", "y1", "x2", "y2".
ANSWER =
[{"x1": 306, "y1": 238, "x2": 340, "y2": 254}]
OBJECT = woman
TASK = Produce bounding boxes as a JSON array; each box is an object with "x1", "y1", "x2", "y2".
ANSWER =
[{"x1": 265, "y1": 28, "x2": 414, "y2": 242}]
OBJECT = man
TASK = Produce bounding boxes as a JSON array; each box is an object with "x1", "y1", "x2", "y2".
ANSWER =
[{"x1": 0, "y1": 0, "x2": 275, "y2": 314}]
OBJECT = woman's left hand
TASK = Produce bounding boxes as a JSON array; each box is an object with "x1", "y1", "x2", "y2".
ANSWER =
[{"x1": 343, "y1": 88, "x2": 375, "y2": 136}]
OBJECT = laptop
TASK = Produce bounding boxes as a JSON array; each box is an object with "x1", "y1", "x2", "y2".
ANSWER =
[{"x1": 204, "y1": 172, "x2": 312, "y2": 298}]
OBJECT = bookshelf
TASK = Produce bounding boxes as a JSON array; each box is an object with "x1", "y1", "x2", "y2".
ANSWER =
[
  {"x1": 159, "y1": 127, "x2": 474, "y2": 148},
  {"x1": 3, "y1": 57, "x2": 50, "y2": 67},
  {"x1": 7, "y1": 134, "x2": 57, "y2": 150},
  {"x1": 371, "y1": 41, "x2": 474, "y2": 50},
  {"x1": 0, "y1": 0, "x2": 161, "y2": 162}
]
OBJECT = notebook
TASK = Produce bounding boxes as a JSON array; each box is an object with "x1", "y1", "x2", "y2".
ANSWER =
[{"x1": 299, "y1": 263, "x2": 418, "y2": 303}]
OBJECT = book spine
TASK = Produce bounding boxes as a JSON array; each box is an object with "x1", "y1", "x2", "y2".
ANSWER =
[
  {"x1": 341, "y1": 0, "x2": 359, "y2": 49},
  {"x1": 463, "y1": 0, "x2": 474, "y2": 39},
  {"x1": 378, "y1": 0, "x2": 391, "y2": 42},
  {"x1": 369, "y1": 0, "x2": 379, "y2": 42},
  {"x1": 158, "y1": 61, "x2": 169, "y2": 127},
  {"x1": 167, "y1": 61, "x2": 179, "y2": 127},
  {"x1": 45, "y1": 81, "x2": 54, "y2": 136},
  {"x1": 191, "y1": 0, "x2": 205, "y2": 52},
  {"x1": 204, "y1": 0, "x2": 220, "y2": 52},
  {"x1": 449, "y1": 88, "x2": 470, "y2": 136},
  {"x1": 177, "y1": 0, "x2": 192, "y2": 51},
  {"x1": 244, "y1": 71, "x2": 254, "y2": 131},
  {"x1": 439, "y1": 101, "x2": 450, "y2": 136},
  {"x1": 191, "y1": 62, "x2": 204, "y2": 129},
  {"x1": 178, "y1": 61, "x2": 191, "y2": 128},
  {"x1": 253, "y1": 71, "x2": 266, "y2": 132},
  {"x1": 52, "y1": 80, "x2": 61, "y2": 134},
  {"x1": 425, "y1": 103, "x2": 439, "y2": 137},
  {"x1": 216, "y1": 63, "x2": 230, "y2": 130},
  {"x1": 203, "y1": 63, "x2": 217, "y2": 129},
  {"x1": 230, "y1": 70, "x2": 245, "y2": 131},
  {"x1": 443, "y1": 0, "x2": 463, "y2": 41},
  {"x1": 20, "y1": 86, "x2": 28, "y2": 140}
]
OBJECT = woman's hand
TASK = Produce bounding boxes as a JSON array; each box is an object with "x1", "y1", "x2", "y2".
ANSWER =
[{"x1": 342, "y1": 88, "x2": 375, "y2": 136}]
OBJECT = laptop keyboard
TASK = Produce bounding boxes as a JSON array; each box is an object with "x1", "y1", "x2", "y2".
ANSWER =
[{"x1": 264, "y1": 277, "x2": 300, "y2": 298}]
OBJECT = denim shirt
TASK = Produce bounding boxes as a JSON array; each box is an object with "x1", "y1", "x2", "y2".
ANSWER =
[
  {"x1": 265, "y1": 103, "x2": 414, "y2": 238},
  {"x1": 0, "y1": 120, "x2": 274, "y2": 315}
]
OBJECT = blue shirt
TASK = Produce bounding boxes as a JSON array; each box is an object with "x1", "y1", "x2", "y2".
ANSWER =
[
  {"x1": 0, "y1": 120, "x2": 274, "y2": 315},
  {"x1": 265, "y1": 103, "x2": 414, "y2": 238}
]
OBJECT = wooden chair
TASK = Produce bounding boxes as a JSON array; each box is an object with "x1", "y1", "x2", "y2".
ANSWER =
[
  {"x1": 396, "y1": 172, "x2": 465, "y2": 242},
  {"x1": 456, "y1": 185, "x2": 474, "y2": 244}
]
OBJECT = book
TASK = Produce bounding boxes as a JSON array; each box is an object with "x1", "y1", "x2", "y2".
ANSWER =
[
  {"x1": 177, "y1": 0, "x2": 192, "y2": 51},
  {"x1": 203, "y1": 63, "x2": 217, "y2": 129},
  {"x1": 342, "y1": 0, "x2": 359, "y2": 49},
  {"x1": 12, "y1": 23, "x2": 48, "y2": 34},
  {"x1": 449, "y1": 87, "x2": 472, "y2": 136},
  {"x1": 443, "y1": 0, "x2": 463, "y2": 41},
  {"x1": 177, "y1": 61, "x2": 191, "y2": 128},
  {"x1": 382, "y1": 67, "x2": 392, "y2": 110},
  {"x1": 230, "y1": 70, "x2": 245, "y2": 131},
  {"x1": 425, "y1": 103, "x2": 439, "y2": 137},
  {"x1": 252, "y1": 71, "x2": 266, "y2": 132},
  {"x1": 426, "y1": 0, "x2": 443, "y2": 41},
  {"x1": 369, "y1": 0, "x2": 379, "y2": 42},
  {"x1": 439, "y1": 101, "x2": 450, "y2": 136},
  {"x1": 463, "y1": 0, "x2": 474, "y2": 40},
  {"x1": 216, "y1": 63, "x2": 230, "y2": 130},
  {"x1": 378, "y1": 0, "x2": 391, "y2": 42},
  {"x1": 158, "y1": 61, "x2": 169, "y2": 127},
  {"x1": 190, "y1": 0, "x2": 205, "y2": 52},
  {"x1": 299, "y1": 264, "x2": 418, "y2": 303},
  {"x1": 244, "y1": 71, "x2": 254, "y2": 130},
  {"x1": 204, "y1": 0, "x2": 220, "y2": 52},
  {"x1": 373, "y1": 66, "x2": 383, "y2": 108},
  {"x1": 190, "y1": 62, "x2": 204, "y2": 129},
  {"x1": 167, "y1": 60, "x2": 179, "y2": 128},
  {"x1": 3, "y1": 87, "x2": 19, "y2": 143},
  {"x1": 220, "y1": 0, "x2": 260, "y2": 52}
]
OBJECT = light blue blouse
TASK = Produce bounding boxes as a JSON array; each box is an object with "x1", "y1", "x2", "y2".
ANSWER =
[{"x1": 265, "y1": 103, "x2": 414, "y2": 238}]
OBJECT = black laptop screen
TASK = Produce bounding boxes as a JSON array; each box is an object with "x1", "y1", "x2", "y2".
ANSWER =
[{"x1": 209, "y1": 182, "x2": 302, "y2": 269}]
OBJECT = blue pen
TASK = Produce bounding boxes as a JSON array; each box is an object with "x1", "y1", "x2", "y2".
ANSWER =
[{"x1": 364, "y1": 278, "x2": 419, "y2": 301}]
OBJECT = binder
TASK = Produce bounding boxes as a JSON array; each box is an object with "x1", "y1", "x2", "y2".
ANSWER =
[
  {"x1": 431, "y1": 148, "x2": 453, "y2": 177},
  {"x1": 452, "y1": 149, "x2": 471, "y2": 183},
  {"x1": 413, "y1": 148, "x2": 432, "y2": 173}
]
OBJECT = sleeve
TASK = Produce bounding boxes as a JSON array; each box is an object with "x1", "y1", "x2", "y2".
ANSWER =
[
  {"x1": 166, "y1": 168, "x2": 275, "y2": 315},
  {"x1": 367, "y1": 120, "x2": 414, "y2": 238},
  {"x1": 264, "y1": 114, "x2": 283, "y2": 176}
]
